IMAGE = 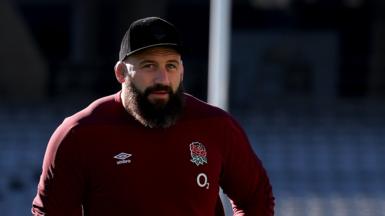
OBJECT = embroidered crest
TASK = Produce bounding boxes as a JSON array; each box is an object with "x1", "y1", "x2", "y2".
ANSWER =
[{"x1": 189, "y1": 142, "x2": 207, "y2": 166}]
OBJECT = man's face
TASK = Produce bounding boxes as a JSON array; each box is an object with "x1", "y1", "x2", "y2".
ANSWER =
[
  {"x1": 125, "y1": 47, "x2": 184, "y2": 104},
  {"x1": 120, "y1": 47, "x2": 185, "y2": 128}
]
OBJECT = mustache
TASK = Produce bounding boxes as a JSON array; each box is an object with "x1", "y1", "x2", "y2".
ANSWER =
[{"x1": 144, "y1": 84, "x2": 173, "y2": 96}]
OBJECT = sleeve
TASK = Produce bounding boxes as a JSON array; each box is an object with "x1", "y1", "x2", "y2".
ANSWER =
[
  {"x1": 219, "y1": 117, "x2": 275, "y2": 216},
  {"x1": 31, "y1": 120, "x2": 85, "y2": 216}
]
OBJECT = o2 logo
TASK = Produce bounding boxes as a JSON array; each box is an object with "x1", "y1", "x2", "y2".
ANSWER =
[{"x1": 196, "y1": 173, "x2": 209, "y2": 189}]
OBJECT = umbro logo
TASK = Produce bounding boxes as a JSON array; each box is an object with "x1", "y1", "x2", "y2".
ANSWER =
[{"x1": 114, "y1": 152, "x2": 132, "y2": 165}]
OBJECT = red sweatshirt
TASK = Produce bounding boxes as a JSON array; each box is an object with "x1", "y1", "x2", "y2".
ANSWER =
[{"x1": 32, "y1": 92, "x2": 274, "y2": 215}]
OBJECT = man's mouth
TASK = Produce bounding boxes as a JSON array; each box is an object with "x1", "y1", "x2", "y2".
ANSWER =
[
  {"x1": 148, "y1": 90, "x2": 170, "y2": 101},
  {"x1": 145, "y1": 85, "x2": 173, "y2": 101},
  {"x1": 151, "y1": 90, "x2": 168, "y2": 95}
]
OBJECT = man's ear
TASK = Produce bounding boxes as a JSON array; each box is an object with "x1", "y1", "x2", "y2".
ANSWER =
[
  {"x1": 114, "y1": 61, "x2": 127, "y2": 84},
  {"x1": 180, "y1": 61, "x2": 184, "y2": 81}
]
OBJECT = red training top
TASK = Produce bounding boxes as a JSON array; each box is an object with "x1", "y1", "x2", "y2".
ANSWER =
[{"x1": 32, "y1": 92, "x2": 274, "y2": 215}]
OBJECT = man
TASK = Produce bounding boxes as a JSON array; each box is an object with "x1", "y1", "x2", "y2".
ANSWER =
[{"x1": 32, "y1": 17, "x2": 274, "y2": 215}]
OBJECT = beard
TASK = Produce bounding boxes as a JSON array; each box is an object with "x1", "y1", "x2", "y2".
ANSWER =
[{"x1": 124, "y1": 82, "x2": 185, "y2": 128}]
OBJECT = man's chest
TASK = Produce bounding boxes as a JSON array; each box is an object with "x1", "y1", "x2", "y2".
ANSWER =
[{"x1": 77, "y1": 124, "x2": 224, "y2": 207}]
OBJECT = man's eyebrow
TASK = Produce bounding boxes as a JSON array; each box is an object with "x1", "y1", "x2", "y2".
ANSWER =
[
  {"x1": 167, "y1": 60, "x2": 180, "y2": 64},
  {"x1": 137, "y1": 59, "x2": 180, "y2": 65},
  {"x1": 137, "y1": 60, "x2": 156, "y2": 66}
]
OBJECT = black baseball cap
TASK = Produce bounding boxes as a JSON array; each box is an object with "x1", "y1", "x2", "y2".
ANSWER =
[{"x1": 119, "y1": 17, "x2": 182, "y2": 61}]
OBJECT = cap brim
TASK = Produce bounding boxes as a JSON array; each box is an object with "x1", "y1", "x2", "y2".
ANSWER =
[{"x1": 121, "y1": 43, "x2": 181, "y2": 61}]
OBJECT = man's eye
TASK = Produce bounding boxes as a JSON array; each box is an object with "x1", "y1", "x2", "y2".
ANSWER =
[
  {"x1": 167, "y1": 64, "x2": 177, "y2": 69},
  {"x1": 142, "y1": 64, "x2": 155, "y2": 69}
]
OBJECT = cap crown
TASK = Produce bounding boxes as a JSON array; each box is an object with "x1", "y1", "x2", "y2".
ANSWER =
[{"x1": 119, "y1": 17, "x2": 182, "y2": 61}]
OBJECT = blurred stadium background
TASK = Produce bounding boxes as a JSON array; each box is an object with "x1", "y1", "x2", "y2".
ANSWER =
[{"x1": 1, "y1": 0, "x2": 385, "y2": 215}]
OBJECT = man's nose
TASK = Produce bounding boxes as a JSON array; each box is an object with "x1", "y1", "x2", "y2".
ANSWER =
[{"x1": 155, "y1": 67, "x2": 170, "y2": 85}]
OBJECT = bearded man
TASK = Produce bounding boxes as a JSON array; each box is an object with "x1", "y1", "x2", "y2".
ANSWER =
[{"x1": 32, "y1": 17, "x2": 274, "y2": 216}]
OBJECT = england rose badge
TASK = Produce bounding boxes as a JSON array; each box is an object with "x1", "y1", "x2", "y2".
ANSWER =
[{"x1": 189, "y1": 142, "x2": 207, "y2": 166}]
